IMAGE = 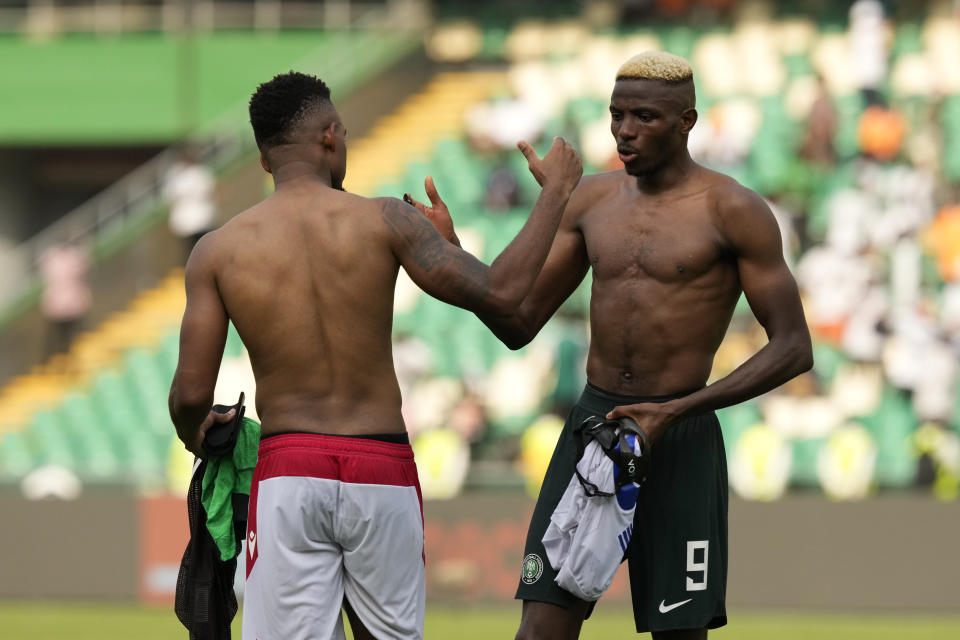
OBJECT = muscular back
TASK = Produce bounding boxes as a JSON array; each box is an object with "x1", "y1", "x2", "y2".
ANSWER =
[
  {"x1": 173, "y1": 139, "x2": 582, "y2": 442},
  {"x1": 580, "y1": 169, "x2": 743, "y2": 394},
  {"x1": 203, "y1": 185, "x2": 404, "y2": 436}
]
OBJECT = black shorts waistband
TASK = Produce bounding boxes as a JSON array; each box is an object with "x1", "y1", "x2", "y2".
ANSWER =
[
  {"x1": 577, "y1": 382, "x2": 701, "y2": 415},
  {"x1": 261, "y1": 430, "x2": 410, "y2": 445}
]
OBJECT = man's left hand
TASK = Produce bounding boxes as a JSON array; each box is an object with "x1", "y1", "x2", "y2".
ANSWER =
[
  {"x1": 404, "y1": 176, "x2": 461, "y2": 247},
  {"x1": 606, "y1": 400, "x2": 683, "y2": 446}
]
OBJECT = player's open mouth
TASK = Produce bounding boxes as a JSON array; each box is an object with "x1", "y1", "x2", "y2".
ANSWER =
[{"x1": 618, "y1": 151, "x2": 638, "y2": 163}]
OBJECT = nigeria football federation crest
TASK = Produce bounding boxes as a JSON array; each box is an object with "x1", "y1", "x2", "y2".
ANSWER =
[{"x1": 521, "y1": 553, "x2": 544, "y2": 584}]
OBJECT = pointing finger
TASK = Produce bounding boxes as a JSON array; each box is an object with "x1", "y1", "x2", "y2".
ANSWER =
[
  {"x1": 517, "y1": 140, "x2": 539, "y2": 162},
  {"x1": 424, "y1": 176, "x2": 443, "y2": 207}
]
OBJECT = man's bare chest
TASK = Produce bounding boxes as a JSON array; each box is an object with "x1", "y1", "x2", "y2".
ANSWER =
[{"x1": 580, "y1": 201, "x2": 728, "y2": 284}]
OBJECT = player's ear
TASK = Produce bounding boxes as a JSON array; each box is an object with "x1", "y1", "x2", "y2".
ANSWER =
[
  {"x1": 259, "y1": 152, "x2": 272, "y2": 174},
  {"x1": 321, "y1": 122, "x2": 338, "y2": 151},
  {"x1": 679, "y1": 108, "x2": 698, "y2": 135}
]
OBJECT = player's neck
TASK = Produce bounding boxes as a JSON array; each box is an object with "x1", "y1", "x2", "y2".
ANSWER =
[
  {"x1": 271, "y1": 160, "x2": 336, "y2": 190},
  {"x1": 631, "y1": 150, "x2": 696, "y2": 194}
]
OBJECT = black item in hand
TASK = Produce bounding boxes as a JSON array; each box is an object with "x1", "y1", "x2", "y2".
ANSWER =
[
  {"x1": 573, "y1": 415, "x2": 651, "y2": 497},
  {"x1": 175, "y1": 459, "x2": 243, "y2": 640},
  {"x1": 202, "y1": 392, "x2": 246, "y2": 457}
]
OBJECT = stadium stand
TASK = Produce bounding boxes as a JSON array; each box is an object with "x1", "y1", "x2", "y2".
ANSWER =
[
  {"x1": 2, "y1": 1, "x2": 959, "y2": 503},
  {"x1": 409, "y1": 6, "x2": 960, "y2": 500}
]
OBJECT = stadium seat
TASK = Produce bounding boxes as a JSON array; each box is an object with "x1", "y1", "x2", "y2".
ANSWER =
[{"x1": 860, "y1": 386, "x2": 918, "y2": 488}]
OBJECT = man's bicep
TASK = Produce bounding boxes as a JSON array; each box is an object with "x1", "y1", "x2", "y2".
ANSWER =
[
  {"x1": 381, "y1": 197, "x2": 492, "y2": 308},
  {"x1": 175, "y1": 247, "x2": 229, "y2": 399},
  {"x1": 729, "y1": 196, "x2": 807, "y2": 337},
  {"x1": 739, "y1": 257, "x2": 807, "y2": 336}
]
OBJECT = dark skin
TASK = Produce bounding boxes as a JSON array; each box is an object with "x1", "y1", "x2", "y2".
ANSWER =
[
  {"x1": 168, "y1": 104, "x2": 582, "y2": 637},
  {"x1": 412, "y1": 78, "x2": 813, "y2": 640}
]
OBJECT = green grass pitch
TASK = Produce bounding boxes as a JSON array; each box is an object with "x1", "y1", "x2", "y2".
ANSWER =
[{"x1": 1, "y1": 603, "x2": 959, "y2": 639}]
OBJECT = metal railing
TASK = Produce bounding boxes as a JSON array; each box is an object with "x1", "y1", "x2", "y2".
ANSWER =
[
  {"x1": 0, "y1": 1, "x2": 429, "y2": 35},
  {"x1": 0, "y1": 27, "x2": 420, "y2": 321}
]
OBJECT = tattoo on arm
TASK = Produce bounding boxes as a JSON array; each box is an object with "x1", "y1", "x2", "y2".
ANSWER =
[
  {"x1": 381, "y1": 198, "x2": 492, "y2": 309},
  {"x1": 382, "y1": 198, "x2": 447, "y2": 271}
]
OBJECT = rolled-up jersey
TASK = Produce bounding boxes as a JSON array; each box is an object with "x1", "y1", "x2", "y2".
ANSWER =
[{"x1": 541, "y1": 433, "x2": 642, "y2": 601}]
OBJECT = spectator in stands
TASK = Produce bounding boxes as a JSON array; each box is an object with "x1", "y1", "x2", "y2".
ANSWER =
[
  {"x1": 39, "y1": 233, "x2": 92, "y2": 366},
  {"x1": 857, "y1": 104, "x2": 907, "y2": 162},
  {"x1": 485, "y1": 166, "x2": 521, "y2": 210},
  {"x1": 163, "y1": 146, "x2": 217, "y2": 263},
  {"x1": 849, "y1": 0, "x2": 889, "y2": 107},
  {"x1": 800, "y1": 74, "x2": 838, "y2": 166},
  {"x1": 926, "y1": 192, "x2": 960, "y2": 283},
  {"x1": 465, "y1": 95, "x2": 544, "y2": 154}
]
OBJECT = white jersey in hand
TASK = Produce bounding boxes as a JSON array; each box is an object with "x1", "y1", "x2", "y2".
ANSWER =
[{"x1": 542, "y1": 433, "x2": 642, "y2": 601}]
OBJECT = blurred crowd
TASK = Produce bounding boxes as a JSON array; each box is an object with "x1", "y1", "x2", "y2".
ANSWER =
[
  {"x1": 409, "y1": 0, "x2": 960, "y2": 501},
  {"x1": 5, "y1": 0, "x2": 960, "y2": 504}
]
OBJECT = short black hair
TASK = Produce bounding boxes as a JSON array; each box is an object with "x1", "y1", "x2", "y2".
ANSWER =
[{"x1": 249, "y1": 71, "x2": 333, "y2": 151}]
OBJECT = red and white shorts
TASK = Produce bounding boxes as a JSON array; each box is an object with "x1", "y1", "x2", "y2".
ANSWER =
[{"x1": 242, "y1": 433, "x2": 424, "y2": 640}]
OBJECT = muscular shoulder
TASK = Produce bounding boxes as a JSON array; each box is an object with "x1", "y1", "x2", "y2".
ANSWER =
[
  {"x1": 565, "y1": 171, "x2": 625, "y2": 225},
  {"x1": 703, "y1": 172, "x2": 778, "y2": 249},
  {"x1": 373, "y1": 196, "x2": 411, "y2": 219},
  {"x1": 183, "y1": 229, "x2": 224, "y2": 286},
  {"x1": 371, "y1": 196, "x2": 437, "y2": 250},
  {"x1": 373, "y1": 196, "x2": 421, "y2": 232}
]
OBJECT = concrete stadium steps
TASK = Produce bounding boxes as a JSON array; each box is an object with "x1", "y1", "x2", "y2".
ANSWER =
[{"x1": 345, "y1": 71, "x2": 505, "y2": 195}]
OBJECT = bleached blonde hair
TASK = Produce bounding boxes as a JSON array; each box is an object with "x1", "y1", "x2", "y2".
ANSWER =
[{"x1": 616, "y1": 51, "x2": 693, "y2": 83}]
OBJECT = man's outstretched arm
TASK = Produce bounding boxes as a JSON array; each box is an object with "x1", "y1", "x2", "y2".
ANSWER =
[
  {"x1": 475, "y1": 217, "x2": 590, "y2": 349},
  {"x1": 168, "y1": 236, "x2": 235, "y2": 457},
  {"x1": 406, "y1": 167, "x2": 594, "y2": 350},
  {"x1": 608, "y1": 186, "x2": 813, "y2": 442},
  {"x1": 383, "y1": 137, "x2": 582, "y2": 316}
]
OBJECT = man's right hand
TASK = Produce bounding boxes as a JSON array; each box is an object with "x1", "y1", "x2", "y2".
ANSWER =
[
  {"x1": 518, "y1": 137, "x2": 583, "y2": 193},
  {"x1": 180, "y1": 407, "x2": 236, "y2": 459}
]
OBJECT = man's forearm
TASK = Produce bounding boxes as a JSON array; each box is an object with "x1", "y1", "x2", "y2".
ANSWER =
[
  {"x1": 477, "y1": 309, "x2": 534, "y2": 350},
  {"x1": 484, "y1": 184, "x2": 572, "y2": 311},
  {"x1": 169, "y1": 379, "x2": 211, "y2": 444},
  {"x1": 674, "y1": 333, "x2": 813, "y2": 419}
]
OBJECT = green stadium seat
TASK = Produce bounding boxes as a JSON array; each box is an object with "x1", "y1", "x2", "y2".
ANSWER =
[
  {"x1": 860, "y1": 386, "x2": 918, "y2": 488},
  {"x1": 158, "y1": 330, "x2": 181, "y2": 376},
  {"x1": 891, "y1": 22, "x2": 924, "y2": 58},
  {"x1": 662, "y1": 27, "x2": 696, "y2": 60},
  {"x1": 811, "y1": 342, "x2": 847, "y2": 386},
  {"x1": 832, "y1": 94, "x2": 866, "y2": 159},
  {"x1": 0, "y1": 432, "x2": 36, "y2": 480},
  {"x1": 224, "y1": 322, "x2": 245, "y2": 359},
  {"x1": 790, "y1": 437, "x2": 826, "y2": 487},
  {"x1": 27, "y1": 410, "x2": 79, "y2": 471},
  {"x1": 123, "y1": 348, "x2": 173, "y2": 436},
  {"x1": 716, "y1": 401, "x2": 762, "y2": 463}
]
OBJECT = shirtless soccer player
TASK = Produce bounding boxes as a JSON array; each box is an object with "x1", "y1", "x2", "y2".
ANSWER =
[
  {"x1": 414, "y1": 51, "x2": 813, "y2": 639},
  {"x1": 167, "y1": 71, "x2": 582, "y2": 640}
]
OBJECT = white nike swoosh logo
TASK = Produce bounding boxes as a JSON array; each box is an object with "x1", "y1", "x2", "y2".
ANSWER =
[{"x1": 659, "y1": 598, "x2": 692, "y2": 613}]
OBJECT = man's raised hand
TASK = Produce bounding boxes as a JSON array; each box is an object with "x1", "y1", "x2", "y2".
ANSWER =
[
  {"x1": 517, "y1": 137, "x2": 583, "y2": 192},
  {"x1": 404, "y1": 176, "x2": 460, "y2": 247}
]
